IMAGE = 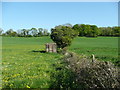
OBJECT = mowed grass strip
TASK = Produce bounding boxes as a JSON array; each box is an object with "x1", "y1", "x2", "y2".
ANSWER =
[{"x1": 2, "y1": 36, "x2": 118, "y2": 88}]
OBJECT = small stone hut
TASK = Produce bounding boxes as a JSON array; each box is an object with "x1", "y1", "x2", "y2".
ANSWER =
[{"x1": 45, "y1": 43, "x2": 57, "y2": 53}]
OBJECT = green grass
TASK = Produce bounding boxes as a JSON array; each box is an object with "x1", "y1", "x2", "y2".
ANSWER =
[
  {"x1": 2, "y1": 36, "x2": 118, "y2": 88},
  {"x1": 2, "y1": 36, "x2": 63, "y2": 88},
  {"x1": 69, "y1": 37, "x2": 118, "y2": 63}
]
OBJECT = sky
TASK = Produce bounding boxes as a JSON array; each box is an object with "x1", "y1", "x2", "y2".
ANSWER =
[{"x1": 2, "y1": 2, "x2": 118, "y2": 32}]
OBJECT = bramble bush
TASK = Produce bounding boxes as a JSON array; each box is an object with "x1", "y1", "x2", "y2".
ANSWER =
[{"x1": 50, "y1": 52, "x2": 120, "y2": 88}]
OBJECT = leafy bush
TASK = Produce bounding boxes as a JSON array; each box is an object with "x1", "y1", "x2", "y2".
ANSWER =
[
  {"x1": 50, "y1": 58, "x2": 77, "y2": 89},
  {"x1": 50, "y1": 25, "x2": 78, "y2": 49}
]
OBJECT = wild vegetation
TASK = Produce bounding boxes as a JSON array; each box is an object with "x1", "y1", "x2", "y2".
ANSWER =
[
  {"x1": 2, "y1": 36, "x2": 119, "y2": 88},
  {"x1": 1, "y1": 23, "x2": 120, "y2": 88},
  {"x1": 51, "y1": 52, "x2": 120, "y2": 88}
]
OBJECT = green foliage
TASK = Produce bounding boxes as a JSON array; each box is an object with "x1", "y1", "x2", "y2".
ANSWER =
[
  {"x1": 31, "y1": 28, "x2": 38, "y2": 37},
  {"x1": 1, "y1": 24, "x2": 120, "y2": 37},
  {"x1": 3, "y1": 28, "x2": 50, "y2": 37},
  {"x1": 90, "y1": 25, "x2": 99, "y2": 37},
  {"x1": 112, "y1": 26, "x2": 120, "y2": 36},
  {"x1": 50, "y1": 25, "x2": 78, "y2": 49},
  {"x1": 50, "y1": 64, "x2": 77, "y2": 89},
  {"x1": 72, "y1": 24, "x2": 84, "y2": 36},
  {"x1": 99, "y1": 26, "x2": 120, "y2": 36},
  {"x1": 72, "y1": 24, "x2": 120, "y2": 37},
  {"x1": 5, "y1": 29, "x2": 17, "y2": 37},
  {"x1": 73, "y1": 24, "x2": 99, "y2": 37},
  {"x1": 38, "y1": 28, "x2": 43, "y2": 36}
]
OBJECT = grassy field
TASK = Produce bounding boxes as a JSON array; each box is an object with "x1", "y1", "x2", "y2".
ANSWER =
[
  {"x1": 2, "y1": 37, "x2": 62, "y2": 88},
  {"x1": 2, "y1": 36, "x2": 118, "y2": 88},
  {"x1": 69, "y1": 37, "x2": 118, "y2": 63}
]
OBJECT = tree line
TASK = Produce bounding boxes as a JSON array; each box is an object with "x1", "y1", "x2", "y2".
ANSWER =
[
  {"x1": 0, "y1": 28, "x2": 50, "y2": 37},
  {"x1": 0, "y1": 24, "x2": 120, "y2": 37},
  {"x1": 73, "y1": 24, "x2": 120, "y2": 37},
  {"x1": 50, "y1": 24, "x2": 120, "y2": 49}
]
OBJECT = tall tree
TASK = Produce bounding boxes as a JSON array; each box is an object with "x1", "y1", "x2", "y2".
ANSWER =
[
  {"x1": 31, "y1": 28, "x2": 38, "y2": 37},
  {"x1": 38, "y1": 28, "x2": 43, "y2": 36},
  {"x1": 72, "y1": 24, "x2": 81, "y2": 36},
  {"x1": 21, "y1": 29, "x2": 27, "y2": 36},
  {"x1": 6, "y1": 29, "x2": 17, "y2": 37},
  {"x1": 99, "y1": 27, "x2": 114, "y2": 36},
  {"x1": 112, "y1": 26, "x2": 120, "y2": 36},
  {"x1": 43, "y1": 29, "x2": 49, "y2": 36},
  {"x1": 89, "y1": 25, "x2": 99, "y2": 37},
  {"x1": 73, "y1": 24, "x2": 99, "y2": 37}
]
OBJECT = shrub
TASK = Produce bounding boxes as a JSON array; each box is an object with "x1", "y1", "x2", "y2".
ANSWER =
[
  {"x1": 50, "y1": 52, "x2": 120, "y2": 88},
  {"x1": 50, "y1": 25, "x2": 78, "y2": 49}
]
